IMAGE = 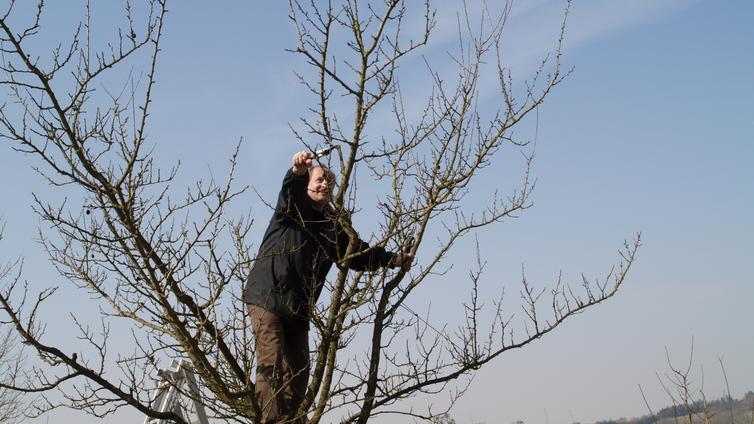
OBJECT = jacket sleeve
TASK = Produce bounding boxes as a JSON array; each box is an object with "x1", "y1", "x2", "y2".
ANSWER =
[
  {"x1": 336, "y1": 226, "x2": 396, "y2": 272},
  {"x1": 275, "y1": 168, "x2": 310, "y2": 218}
]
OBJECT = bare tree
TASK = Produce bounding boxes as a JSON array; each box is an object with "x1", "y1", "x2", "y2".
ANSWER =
[
  {"x1": 656, "y1": 343, "x2": 715, "y2": 424},
  {"x1": 0, "y1": 1, "x2": 639, "y2": 423},
  {"x1": 640, "y1": 341, "x2": 721, "y2": 424},
  {"x1": 0, "y1": 328, "x2": 25, "y2": 424},
  {"x1": 0, "y1": 225, "x2": 27, "y2": 424}
]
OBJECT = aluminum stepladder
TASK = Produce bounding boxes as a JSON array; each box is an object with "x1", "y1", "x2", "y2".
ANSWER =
[{"x1": 143, "y1": 359, "x2": 209, "y2": 424}]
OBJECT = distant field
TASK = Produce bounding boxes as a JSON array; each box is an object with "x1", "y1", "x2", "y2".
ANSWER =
[{"x1": 594, "y1": 392, "x2": 754, "y2": 424}]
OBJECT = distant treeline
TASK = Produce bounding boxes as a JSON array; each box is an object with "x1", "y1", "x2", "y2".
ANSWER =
[{"x1": 595, "y1": 391, "x2": 754, "y2": 424}]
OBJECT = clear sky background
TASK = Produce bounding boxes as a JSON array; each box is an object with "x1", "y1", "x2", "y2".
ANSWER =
[{"x1": 1, "y1": 1, "x2": 752, "y2": 424}]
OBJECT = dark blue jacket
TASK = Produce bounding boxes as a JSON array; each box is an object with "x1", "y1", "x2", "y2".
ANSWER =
[{"x1": 244, "y1": 169, "x2": 394, "y2": 321}]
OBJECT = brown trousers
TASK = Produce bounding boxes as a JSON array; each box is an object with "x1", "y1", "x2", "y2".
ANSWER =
[{"x1": 248, "y1": 304, "x2": 310, "y2": 424}]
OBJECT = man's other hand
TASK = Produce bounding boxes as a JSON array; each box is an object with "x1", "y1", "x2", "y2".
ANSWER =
[{"x1": 393, "y1": 253, "x2": 414, "y2": 271}]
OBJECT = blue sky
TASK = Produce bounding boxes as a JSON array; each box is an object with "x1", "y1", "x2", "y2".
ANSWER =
[{"x1": 1, "y1": 1, "x2": 752, "y2": 423}]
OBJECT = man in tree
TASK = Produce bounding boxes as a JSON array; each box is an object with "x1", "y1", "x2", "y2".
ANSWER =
[{"x1": 244, "y1": 150, "x2": 414, "y2": 423}]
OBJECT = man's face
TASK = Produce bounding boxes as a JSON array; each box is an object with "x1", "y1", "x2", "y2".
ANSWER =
[{"x1": 307, "y1": 166, "x2": 332, "y2": 207}]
